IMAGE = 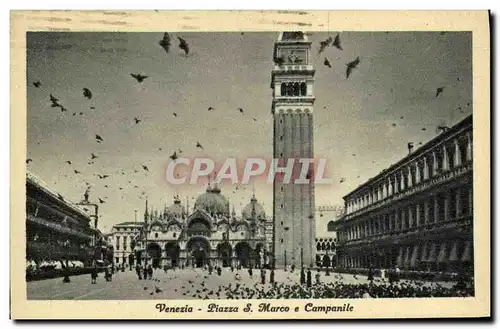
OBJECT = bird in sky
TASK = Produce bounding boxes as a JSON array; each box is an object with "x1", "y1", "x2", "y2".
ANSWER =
[
  {"x1": 90, "y1": 106, "x2": 96, "y2": 110},
  {"x1": 332, "y1": 34, "x2": 343, "y2": 50},
  {"x1": 65, "y1": 160, "x2": 72, "y2": 165},
  {"x1": 169, "y1": 151, "x2": 178, "y2": 161},
  {"x1": 26, "y1": 158, "x2": 32, "y2": 164},
  {"x1": 33, "y1": 81, "x2": 41, "y2": 88},
  {"x1": 173, "y1": 112, "x2": 178, "y2": 117},
  {"x1": 142, "y1": 165, "x2": 149, "y2": 171},
  {"x1": 83, "y1": 88, "x2": 92, "y2": 99},
  {"x1": 392, "y1": 123, "x2": 397, "y2": 127},
  {"x1": 421, "y1": 127, "x2": 427, "y2": 131},
  {"x1": 178, "y1": 37, "x2": 189, "y2": 56},
  {"x1": 95, "y1": 134, "x2": 104, "y2": 143},
  {"x1": 159, "y1": 32, "x2": 171, "y2": 53},
  {"x1": 74, "y1": 170, "x2": 81, "y2": 174},
  {"x1": 253, "y1": 117, "x2": 257, "y2": 122},
  {"x1": 91, "y1": 153, "x2": 98, "y2": 160},
  {"x1": 196, "y1": 142, "x2": 204, "y2": 150},
  {"x1": 318, "y1": 36, "x2": 332, "y2": 54},
  {"x1": 130, "y1": 73, "x2": 148, "y2": 83},
  {"x1": 238, "y1": 108, "x2": 244, "y2": 114},
  {"x1": 340, "y1": 177, "x2": 346, "y2": 183},
  {"x1": 208, "y1": 107, "x2": 215, "y2": 111},
  {"x1": 346, "y1": 57, "x2": 360, "y2": 79},
  {"x1": 134, "y1": 118, "x2": 141, "y2": 124},
  {"x1": 98, "y1": 198, "x2": 105, "y2": 204},
  {"x1": 436, "y1": 87, "x2": 445, "y2": 97},
  {"x1": 324, "y1": 58, "x2": 332, "y2": 68}
]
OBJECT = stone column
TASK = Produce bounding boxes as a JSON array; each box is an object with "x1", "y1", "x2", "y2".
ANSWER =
[
  {"x1": 394, "y1": 210, "x2": 400, "y2": 231},
  {"x1": 442, "y1": 144, "x2": 449, "y2": 171},
  {"x1": 423, "y1": 156, "x2": 429, "y2": 180},
  {"x1": 434, "y1": 196, "x2": 439, "y2": 222},
  {"x1": 400, "y1": 171, "x2": 405, "y2": 191},
  {"x1": 454, "y1": 139, "x2": 462, "y2": 167},
  {"x1": 408, "y1": 206, "x2": 413, "y2": 228},
  {"x1": 432, "y1": 151, "x2": 438, "y2": 176},
  {"x1": 394, "y1": 175, "x2": 399, "y2": 194},
  {"x1": 415, "y1": 163, "x2": 421, "y2": 184},
  {"x1": 424, "y1": 199, "x2": 430, "y2": 224},
  {"x1": 456, "y1": 187, "x2": 461, "y2": 219},
  {"x1": 466, "y1": 132, "x2": 472, "y2": 161},
  {"x1": 388, "y1": 178, "x2": 393, "y2": 196},
  {"x1": 407, "y1": 166, "x2": 413, "y2": 188},
  {"x1": 416, "y1": 204, "x2": 421, "y2": 227},
  {"x1": 444, "y1": 192, "x2": 451, "y2": 221}
]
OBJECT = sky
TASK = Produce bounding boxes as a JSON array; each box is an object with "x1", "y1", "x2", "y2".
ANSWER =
[{"x1": 26, "y1": 31, "x2": 472, "y2": 233}]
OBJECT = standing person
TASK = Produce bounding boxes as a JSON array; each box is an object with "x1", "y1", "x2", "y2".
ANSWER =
[
  {"x1": 248, "y1": 267, "x2": 253, "y2": 278},
  {"x1": 300, "y1": 267, "x2": 306, "y2": 285},
  {"x1": 148, "y1": 264, "x2": 153, "y2": 280},
  {"x1": 91, "y1": 265, "x2": 98, "y2": 284},
  {"x1": 380, "y1": 268, "x2": 386, "y2": 281},
  {"x1": 291, "y1": 264, "x2": 295, "y2": 273},
  {"x1": 260, "y1": 268, "x2": 266, "y2": 284},
  {"x1": 136, "y1": 264, "x2": 141, "y2": 280},
  {"x1": 306, "y1": 268, "x2": 312, "y2": 288},
  {"x1": 367, "y1": 266, "x2": 374, "y2": 281},
  {"x1": 395, "y1": 266, "x2": 401, "y2": 282},
  {"x1": 143, "y1": 263, "x2": 148, "y2": 280},
  {"x1": 270, "y1": 269, "x2": 275, "y2": 284},
  {"x1": 315, "y1": 270, "x2": 321, "y2": 284},
  {"x1": 62, "y1": 266, "x2": 71, "y2": 283}
]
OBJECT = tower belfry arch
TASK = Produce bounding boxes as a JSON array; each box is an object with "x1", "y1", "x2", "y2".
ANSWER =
[{"x1": 271, "y1": 31, "x2": 316, "y2": 268}]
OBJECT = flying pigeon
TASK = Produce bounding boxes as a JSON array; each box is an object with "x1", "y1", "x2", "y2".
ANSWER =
[
  {"x1": 436, "y1": 87, "x2": 444, "y2": 98},
  {"x1": 83, "y1": 88, "x2": 92, "y2": 99},
  {"x1": 238, "y1": 108, "x2": 244, "y2": 114},
  {"x1": 169, "y1": 151, "x2": 178, "y2": 161},
  {"x1": 130, "y1": 73, "x2": 148, "y2": 83},
  {"x1": 95, "y1": 134, "x2": 103, "y2": 143},
  {"x1": 33, "y1": 81, "x2": 41, "y2": 88},
  {"x1": 74, "y1": 170, "x2": 81, "y2": 174},
  {"x1": 91, "y1": 153, "x2": 98, "y2": 159},
  {"x1": 159, "y1": 32, "x2": 171, "y2": 53},
  {"x1": 26, "y1": 158, "x2": 32, "y2": 164},
  {"x1": 97, "y1": 174, "x2": 109, "y2": 179},
  {"x1": 134, "y1": 118, "x2": 141, "y2": 124},
  {"x1": 346, "y1": 57, "x2": 360, "y2": 79},
  {"x1": 340, "y1": 177, "x2": 346, "y2": 183},
  {"x1": 50, "y1": 94, "x2": 59, "y2": 104},
  {"x1": 421, "y1": 127, "x2": 427, "y2": 131},
  {"x1": 65, "y1": 160, "x2": 72, "y2": 165},
  {"x1": 178, "y1": 37, "x2": 189, "y2": 56},
  {"x1": 90, "y1": 106, "x2": 95, "y2": 110},
  {"x1": 98, "y1": 198, "x2": 105, "y2": 204},
  {"x1": 208, "y1": 107, "x2": 215, "y2": 111},
  {"x1": 142, "y1": 165, "x2": 149, "y2": 171},
  {"x1": 318, "y1": 36, "x2": 332, "y2": 54},
  {"x1": 332, "y1": 34, "x2": 342, "y2": 50},
  {"x1": 324, "y1": 58, "x2": 332, "y2": 68},
  {"x1": 196, "y1": 142, "x2": 204, "y2": 150},
  {"x1": 173, "y1": 112, "x2": 178, "y2": 117}
]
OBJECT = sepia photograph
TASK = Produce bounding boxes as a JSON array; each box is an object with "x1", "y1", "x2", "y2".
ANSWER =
[{"x1": 10, "y1": 10, "x2": 490, "y2": 319}]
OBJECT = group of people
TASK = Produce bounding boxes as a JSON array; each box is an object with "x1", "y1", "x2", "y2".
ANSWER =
[{"x1": 135, "y1": 263, "x2": 154, "y2": 280}]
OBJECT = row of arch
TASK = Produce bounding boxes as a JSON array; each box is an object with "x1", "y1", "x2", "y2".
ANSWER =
[
  {"x1": 316, "y1": 241, "x2": 336, "y2": 252},
  {"x1": 315, "y1": 254, "x2": 336, "y2": 268},
  {"x1": 280, "y1": 82, "x2": 307, "y2": 97}
]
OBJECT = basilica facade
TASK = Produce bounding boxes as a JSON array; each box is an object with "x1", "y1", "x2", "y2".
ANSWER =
[{"x1": 132, "y1": 184, "x2": 269, "y2": 269}]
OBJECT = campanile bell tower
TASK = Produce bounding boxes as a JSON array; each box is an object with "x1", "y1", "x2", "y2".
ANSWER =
[{"x1": 271, "y1": 32, "x2": 316, "y2": 268}]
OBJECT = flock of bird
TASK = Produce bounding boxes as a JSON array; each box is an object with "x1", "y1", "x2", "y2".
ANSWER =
[{"x1": 26, "y1": 31, "x2": 470, "y2": 223}]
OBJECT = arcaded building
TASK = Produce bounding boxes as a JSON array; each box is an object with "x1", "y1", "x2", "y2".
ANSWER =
[
  {"x1": 333, "y1": 115, "x2": 473, "y2": 274},
  {"x1": 133, "y1": 184, "x2": 269, "y2": 269}
]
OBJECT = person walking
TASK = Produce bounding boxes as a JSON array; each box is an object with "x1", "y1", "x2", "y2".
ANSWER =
[
  {"x1": 306, "y1": 268, "x2": 312, "y2": 288},
  {"x1": 260, "y1": 268, "x2": 266, "y2": 284},
  {"x1": 300, "y1": 267, "x2": 306, "y2": 285},
  {"x1": 315, "y1": 270, "x2": 321, "y2": 284},
  {"x1": 143, "y1": 263, "x2": 148, "y2": 280},
  {"x1": 91, "y1": 266, "x2": 98, "y2": 284},
  {"x1": 147, "y1": 264, "x2": 153, "y2": 280},
  {"x1": 248, "y1": 267, "x2": 253, "y2": 278}
]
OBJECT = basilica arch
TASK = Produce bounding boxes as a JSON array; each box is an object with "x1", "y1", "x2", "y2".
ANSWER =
[
  {"x1": 146, "y1": 242, "x2": 162, "y2": 268},
  {"x1": 186, "y1": 237, "x2": 210, "y2": 268},
  {"x1": 165, "y1": 242, "x2": 181, "y2": 267},
  {"x1": 216, "y1": 242, "x2": 232, "y2": 268},
  {"x1": 234, "y1": 241, "x2": 252, "y2": 268}
]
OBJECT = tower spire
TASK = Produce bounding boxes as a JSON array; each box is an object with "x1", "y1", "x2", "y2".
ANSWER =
[{"x1": 144, "y1": 198, "x2": 149, "y2": 223}]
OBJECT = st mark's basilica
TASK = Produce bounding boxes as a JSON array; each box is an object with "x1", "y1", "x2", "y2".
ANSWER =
[{"x1": 132, "y1": 182, "x2": 269, "y2": 269}]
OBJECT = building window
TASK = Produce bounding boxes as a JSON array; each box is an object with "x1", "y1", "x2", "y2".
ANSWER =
[
  {"x1": 123, "y1": 236, "x2": 128, "y2": 250},
  {"x1": 300, "y1": 82, "x2": 307, "y2": 96},
  {"x1": 116, "y1": 237, "x2": 120, "y2": 250},
  {"x1": 155, "y1": 233, "x2": 159, "y2": 238},
  {"x1": 280, "y1": 239, "x2": 284, "y2": 243},
  {"x1": 115, "y1": 257, "x2": 119, "y2": 264},
  {"x1": 173, "y1": 233, "x2": 177, "y2": 238},
  {"x1": 280, "y1": 204, "x2": 283, "y2": 208},
  {"x1": 281, "y1": 83, "x2": 286, "y2": 96}
]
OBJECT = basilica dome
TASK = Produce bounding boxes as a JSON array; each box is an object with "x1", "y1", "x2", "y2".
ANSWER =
[
  {"x1": 194, "y1": 184, "x2": 230, "y2": 216},
  {"x1": 242, "y1": 194, "x2": 266, "y2": 221},
  {"x1": 166, "y1": 197, "x2": 185, "y2": 218}
]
